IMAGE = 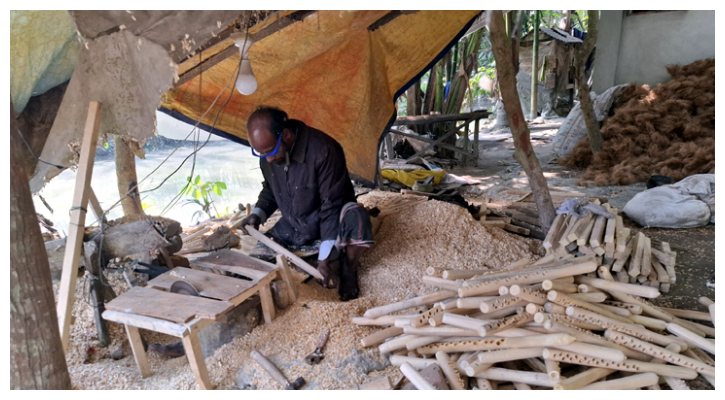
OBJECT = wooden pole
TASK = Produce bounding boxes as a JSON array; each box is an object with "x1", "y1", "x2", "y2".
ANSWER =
[
  {"x1": 487, "y1": 10, "x2": 556, "y2": 231},
  {"x1": 574, "y1": 11, "x2": 603, "y2": 154},
  {"x1": 56, "y1": 101, "x2": 103, "y2": 353},
  {"x1": 530, "y1": 10, "x2": 540, "y2": 119},
  {"x1": 114, "y1": 135, "x2": 145, "y2": 217}
]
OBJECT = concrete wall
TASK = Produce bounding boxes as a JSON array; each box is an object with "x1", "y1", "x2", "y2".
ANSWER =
[{"x1": 592, "y1": 10, "x2": 715, "y2": 93}]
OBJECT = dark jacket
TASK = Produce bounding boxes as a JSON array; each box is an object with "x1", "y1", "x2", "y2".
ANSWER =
[{"x1": 254, "y1": 120, "x2": 356, "y2": 246}]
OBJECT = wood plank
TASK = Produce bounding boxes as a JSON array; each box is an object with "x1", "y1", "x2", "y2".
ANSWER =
[
  {"x1": 126, "y1": 325, "x2": 152, "y2": 378},
  {"x1": 244, "y1": 225, "x2": 324, "y2": 280},
  {"x1": 105, "y1": 286, "x2": 233, "y2": 323},
  {"x1": 103, "y1": 310, "x2": 188, "y2": 337},
  {"x1": 576, "y1": 216, "x2": 597, "y2": 246},
  {"x1": 504, "y1": 224, "x2": 530, "y2": 236},
  {"x1": 612, "y1": 237, "x2": 633, "y2": 272},
  {"x1": 192, "y1": 261, "x2": 269, "y2": 281},
  {"x1": 182, "y1": 327, "x2": 213, "y2": 390},
  {"x1": 148, "y1": 267, "x2": 255, "y2": 302},
  {"x1": 197, "y1": 248, "x2": 277, "y2": 272},
  {"x1": 559, "y1": 216, "x2": 580, "y2": 246},
  {"x1": 651, "y1": 259, "x2": 670, "y2": 283},
  {"x1": 57, "y1": 101, "x2": 103, "y2": 352},
  {"x1": 480, "y1": 220, "x2": 505, "y2": 228},
  {"x1": 615, "y1": 216, "x2": 627, "y2": 252}
]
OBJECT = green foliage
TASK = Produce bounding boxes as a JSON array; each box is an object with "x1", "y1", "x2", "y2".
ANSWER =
[{"x1": 181, "y1": 174, "x2": 227, "y2": 219}]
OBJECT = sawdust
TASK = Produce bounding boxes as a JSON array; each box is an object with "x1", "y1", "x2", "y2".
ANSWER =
[{"x1": 60, "y1": 191, "x2": 544, "y2": 390}]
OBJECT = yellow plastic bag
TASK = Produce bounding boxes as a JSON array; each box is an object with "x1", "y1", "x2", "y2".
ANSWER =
[{"x1": 381, "y1": 169, "x2": 446, "y2": 188}]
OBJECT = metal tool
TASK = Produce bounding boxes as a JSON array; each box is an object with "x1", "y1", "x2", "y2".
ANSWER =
[
  {"x1": 170, "y1": 280, "x2": 200, "y2": 297},
  {"x1": 250, "y1": 350, "x2": 306, "y2": 390},
  {"x1": 304, "y1": 330, "x2": 330, "y2": 365}
]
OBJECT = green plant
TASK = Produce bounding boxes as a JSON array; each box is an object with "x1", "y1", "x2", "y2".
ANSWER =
[{"x1": 181, "y1": 175, "x2": 227, "y2": 218}]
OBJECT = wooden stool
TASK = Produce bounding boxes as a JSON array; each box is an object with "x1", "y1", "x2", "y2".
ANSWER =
[{"x1": 103, "y1": 253, "x2": 297, "y2": 389}]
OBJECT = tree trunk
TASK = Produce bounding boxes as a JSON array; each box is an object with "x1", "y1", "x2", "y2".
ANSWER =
[
  {"x1": 511, "y1": 10, "x2": 526, "y2": 75},
  {"x1": 422, "y1": 66, "x2": 437, "y2": 116},
  {"x1": 530, "y1": 11, "x2": 540, "y2": 119},
  {"x1": 574, "y1": 11, "x2": 602, "y2": 154},
  {"x1": 114, "y1": 136, "x2": 145, "y2": 217},
  {"x1": 10, "y1": 103, "x2": 72, "y2": 390},
  {"x1": 488, "y1": 10, "x2": 556, "y2": 232}
]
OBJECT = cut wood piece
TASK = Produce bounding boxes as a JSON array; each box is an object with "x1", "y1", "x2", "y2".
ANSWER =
[
  {"x1": 576, "y1": 215, "x2": 597, "y2": 246},
  {"x1": 125, "y1": 325, "x2": 152, "y2": 378},
  {"x1": 616, "y1": 222, "x2": 629, "y2": 253},
  {"x1": 442, "y1": 269, "x2": 489, "y2": 280},
  {"x1": 105, "y1": 286, "x2": 234, "y2": 323},
  {"x1": 651, "y1": 258, "x2": 670, "y2": 283},
  {"x1": 503, "y1": 223, "x2": 529, "y2": 235},
  {"x1": 542, "y1": 349, "x2": 698, "y2": 379},
  {"x1": 568, "y1": 213, "x2": 593, "y2": 243},
  {"x1": 183, "y1": 328, "x2": 213, "y2": 389},
  {"x1": 148, "y1": 267, "x2": 255, "y2": 302},
  {"x1": 612, "y1": 236, "x2": 633, "y2": 272},
  {"x1": 588, "y1": 215, "x2": 606, "y2": 248},
  {"x1": 666, "y1": 323, "x2": 715, "y2": 355},
  {"x1": 542, "y1": 214, "x2": 564, "y2": 250},
  {"x1": 480, "y1": 220, "x2": 505, "y2": 228},
  {"x1": 421, "y1": 275, "x2": 462, "y2": 291},
  {"x1": 559, "y1": 216, "x2": 580, "y2": 246},
  {"x1": 628, "y1": 232, "x2": 645, "y2": 277},
  {"x1": 56, "y1": 101, "x2": 103, "y2": 352},
  {"x1": 244, "y1": 225, "x2": 323, "y2": 280},
  {"x1": 487, "y1": 215, "x2": 512, "y2": 224},
  {"x1": 640, "y1": 236, "x2": 652, "y2": 277},
  {"x1": 607, "y1": 292, "x2": 707, "y2": 336},
  {"x1": 416, "y1": 333, "x2": 575, "y2": 355},
  {"x1": 472, "y1": 367, "x2": 560, "y2": 388},
  {"x1": 604, "y1": 242, "x2": 615, "y2": 259},
  {"x1": 275, "y1": 255, "x2": 298, "y2": 303},
  {"x1": 435, "y1": 351, "x2": 466, "y2": 390},
  {"x1": 259, "y1": 282, "x2": 276, "y2": 324},
  {"x1": 651, "y1": 247, "x2": 676, "y2": 267},
  {"x1": 604, "y1": 217, "x2": 616, "y2": 244},
  {"x1": 192, "y1": 259, "x2": 271, "y2": 280}
]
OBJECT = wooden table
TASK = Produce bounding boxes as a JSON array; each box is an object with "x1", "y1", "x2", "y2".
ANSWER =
[{"x1": 103, "y1": 253, "x2": 295, "y2": 389}]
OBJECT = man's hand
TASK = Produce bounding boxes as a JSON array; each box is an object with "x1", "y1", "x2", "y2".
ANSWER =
[
  {"x1": 238, "y1": 214, "x2": 261, "y2": 234},
  {"x1": 316, "y1": 258, "x2": 339, "y2": 289}
]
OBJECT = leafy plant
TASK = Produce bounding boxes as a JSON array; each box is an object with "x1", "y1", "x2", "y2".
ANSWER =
[{"x1": 181, "y1": 175, "x2": 227, "y2": 219}]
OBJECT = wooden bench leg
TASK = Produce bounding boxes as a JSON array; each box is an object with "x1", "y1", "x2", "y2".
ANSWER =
[
  {"x1": 259, "y1": 282, "x2": 276, "y2": 324},
  {"x1": 276, "y1": 255, "x2": 298, "y2": 303},
  {"x1": 182, "y1": 331, "x2": 213, "y2": 390},
  {"x1": 125, "y1": 325, "x2": 152, "y2": 378}
]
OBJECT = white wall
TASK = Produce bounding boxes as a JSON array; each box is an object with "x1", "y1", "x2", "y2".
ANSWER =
[{"x1": 593, "y1": 10, "x2": 715, "y2": 93}]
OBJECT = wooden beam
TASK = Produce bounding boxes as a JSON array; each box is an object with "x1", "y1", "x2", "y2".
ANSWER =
[
  {"x1": 394, "y1": 111, "x2": 489, "y2": 125},
  {"x1": 57, "y1": 101, "x2": 102, "y2": 353}
]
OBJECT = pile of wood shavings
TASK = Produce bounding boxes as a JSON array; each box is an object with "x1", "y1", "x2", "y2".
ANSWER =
[
  {"x1": 358, "y1": 191, "x2": 544, "y2": 307},
  {"x1": 60, "y1": 190, "x2": 544, "y2": 390}
]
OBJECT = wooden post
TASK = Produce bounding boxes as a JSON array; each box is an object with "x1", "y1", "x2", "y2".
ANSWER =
[
  {"x1": 114, "y1": 135, "x2": 145, "y2": 217},
  {"x1": 488, "y1": 10, "x2": 556, "y2": 231},
  {"x1": 530, "y1": 10, "x2": 540, "y2": 119},
  {"x1": 56, "y1": 101, "x2": 103, "y2": 353}
]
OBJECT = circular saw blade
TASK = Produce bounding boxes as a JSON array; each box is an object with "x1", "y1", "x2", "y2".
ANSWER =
[{"x1": 169, "y1": 280, "x2": 200, "y2": 297}]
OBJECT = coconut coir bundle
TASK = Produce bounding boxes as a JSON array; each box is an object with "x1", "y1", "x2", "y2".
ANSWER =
[{"x1": 560, "y1": 58, "x2": 714, "y2": 186}]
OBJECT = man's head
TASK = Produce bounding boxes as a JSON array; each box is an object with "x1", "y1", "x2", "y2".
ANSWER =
[{"x1": 247, "y1": 106, "x2": 296, "y2": 164}]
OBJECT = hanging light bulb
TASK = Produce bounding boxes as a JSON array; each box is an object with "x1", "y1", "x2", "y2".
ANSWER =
[{"x1": 233, "y1": 36, "x2": 257, "y2": 95}]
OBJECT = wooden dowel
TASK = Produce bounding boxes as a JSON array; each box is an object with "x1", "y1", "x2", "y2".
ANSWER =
[
  {"x1": 464, "y1": 360, "x2": 494, "y2": 377},
  {"x1": 410, "y1": 305, "x2": 444, "y2": 328},
  {"x1": 400, "y1": 362, "x2": 436, "y2": 390},
  {"x1": 544, "y1": 319, "x2": 651, "y2": 361},
  {"x1": 476, "y1": 378, "x2": 494, "y2": 390},
  {"x1": 352, "y1": 315, "x2": 416, "y2": 326},
  {"x1": 404, "y1": 326, "x2": 479, "y2": 337},
  {"x1": 544, "y1": 359, "x2": 560, "y2": 379},
  {"x1": 549, "y1": 290, "x2": 629, "y2": 323},
  {"x1": 459, "y1": 261, "x2": 598, "y2": 297},
  {"x1": 416, "y1": 333, "x2": 575, "y2": 355},
  {"x1": 543, "y1": 214, "x2": 565, "y2": 250},
  {"x1": 554, "y1": 367, "x2": 615, "y2": 390},
  {"x1": 542, "y1": 279, "x2": 578, "y2": 293},
  {"x1": 543, "y1": 349, "x2": 698, "y2": 379},
  {"x1": 442, "y1": 269, "x2": 490, "y2": 280},
  {"x1": 479, "y1": 295, "x2": 527, "y2": 314},
  {"x1": 602, "y1": 301, "x2": 643, "y2": 315},
  {"x1": 457, "y1": 297, "x2": 495, "y2": 309},
  {"x1": 666, "y1": 322, "x2": 715, "y2": 354},
  {"x1": 543, "y1": 302, "x2": 567, "y2": 314},
  {"x1": 379, "y1": 334, "x2": 417, "y2": 354},
  {"x1": 473, "y1": 367, "x2": 560, "y2": 388},
  {"x1": 581, "y1": 372, "x2": 659, "y2": 390},
  {"x1": 660, "y1": 307, "x2": 713, "y2": 322},
  {"x1": 421, "y1": 275, "x2": 462, "y2": 291},
  {"x1": 441, "y1": 313, "x2": 487, "y2": 331},
  {"x1": 364, "y1": 290, "x2": 457, "y2": 319},
  {"x1": 629, "y1": 315, "x2": 668, "y2": 331},
  {"x1": 574, "y1": 275, "x2": 660, "y2": 299},
  {"x1": 406, "y1": 335, "x2": 444, "y2": 351},
  {"x1": 604, "y1": 330, "x2": 714, "y2": 377},
  {"x1": 435, "y1": 351, "x2": 466, "y2": 390},
  {"x1": 361, "y1": 326, "x2": 404, "y2": 347},
  {"x1": 475, "y1": 347, "x2": 544, "y2": 366},
  {"x1": 426, "y1": 267, "x2": 444, "y2": 277},
  {"x1": 597, "y1": 303, "x2": 632, "y2": 318},
  {"x1": 698, "y1": 296, "x2": 714, "y2": 306},
  {"x1": 608, "y1": 292, "x2": 708, "y2": 337}
]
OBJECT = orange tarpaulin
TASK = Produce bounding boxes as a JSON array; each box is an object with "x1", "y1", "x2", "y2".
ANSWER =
[{"x1": 161, "y1": 10, "x2": 481, "y2": 182}]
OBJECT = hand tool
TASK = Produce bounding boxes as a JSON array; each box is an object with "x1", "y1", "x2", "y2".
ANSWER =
[
  {"x1": 250, "y1": 350, "x2": 306, "y2": 390},
  {"x1": 304, "y1": 331, "x2": 330, "y2": 365}
]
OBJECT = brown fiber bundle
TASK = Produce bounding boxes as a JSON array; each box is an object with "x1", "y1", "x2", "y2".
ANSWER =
[{"x1": 560, "y1": 58, "x2": 715, "y2": 185}]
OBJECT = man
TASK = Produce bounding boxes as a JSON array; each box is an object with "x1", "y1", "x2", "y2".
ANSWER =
[{"x1": 238, "y1": 106, "x2": 374, "y2": 301}]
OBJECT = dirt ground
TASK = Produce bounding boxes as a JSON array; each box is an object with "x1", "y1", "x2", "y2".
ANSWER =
[{"x1": 59, "y1": 119, "x2": 715, "y2": 389}]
